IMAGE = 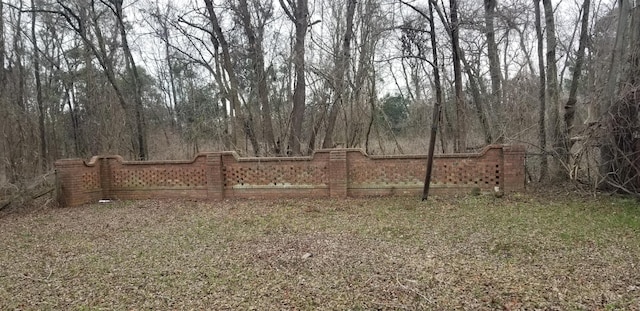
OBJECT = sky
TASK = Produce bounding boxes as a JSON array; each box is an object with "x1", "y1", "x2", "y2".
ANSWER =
[{"x1": 109, "y1": 0, "x2": 619, "y2": 102}]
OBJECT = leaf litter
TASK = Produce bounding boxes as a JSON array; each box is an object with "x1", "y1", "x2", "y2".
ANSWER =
[{"x1": 0, "y1": 194, "x2": 639, "y2": 310}]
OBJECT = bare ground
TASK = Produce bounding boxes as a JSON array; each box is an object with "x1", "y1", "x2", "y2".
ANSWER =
[{"x1": 1, "y1": 193, "x2": 639, "y2": 310}]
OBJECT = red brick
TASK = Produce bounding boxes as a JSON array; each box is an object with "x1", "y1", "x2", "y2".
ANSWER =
[{"x1": 55, "y1": 145, "x2": 526, "y2": 206}]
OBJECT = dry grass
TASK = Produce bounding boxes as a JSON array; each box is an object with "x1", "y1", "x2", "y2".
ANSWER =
[{"x1": 1, "y1": 194, "x2": 639, "y2": 310}]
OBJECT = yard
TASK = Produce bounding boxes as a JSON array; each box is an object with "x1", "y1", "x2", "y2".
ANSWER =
[{"x1": 1, "y1": 193, "x2": 639, "y2": 310}]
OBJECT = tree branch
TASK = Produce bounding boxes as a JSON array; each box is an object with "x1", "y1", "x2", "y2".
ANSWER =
[
  {"x1": 279, "y1": 0, "x2": 295, "y2": 21},
  {"x1": 399, "y1": 0, "x2": 432, "y2": 22}
]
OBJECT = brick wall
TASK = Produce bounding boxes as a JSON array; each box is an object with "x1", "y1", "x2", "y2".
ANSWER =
[
  {"x1": 55, "y1": 145, "x2": 526, "y2": 207},
  {"x1": 55, "y1": 157, "x2": 102, "y2": 207}
]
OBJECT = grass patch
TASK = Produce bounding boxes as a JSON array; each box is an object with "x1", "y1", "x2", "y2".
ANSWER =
[{"x1": 1, "y1": 194, "x2": 639, "y2": 309}]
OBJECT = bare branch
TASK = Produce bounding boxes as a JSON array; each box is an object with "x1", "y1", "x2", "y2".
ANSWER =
[
  {"x1": 278, "y1": 0, "x2": 295, "y2": 21},
  {"x1": 399, "y1": 0, "x2": 432, "y2": 22}
]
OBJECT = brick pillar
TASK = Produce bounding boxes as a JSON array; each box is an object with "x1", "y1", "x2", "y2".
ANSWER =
[
  {"x1": 502, "y1": 145, "x2": 526, "y2": 193},
  {"x1": 206, "y1": 153, "x2": 224, "y2": 200},
  {"x1": 55, "y1": 159, "x2": 93, "y2": 207},
  {"x1": 329, "y1": 150, "x2": 348, "y2": 198}
]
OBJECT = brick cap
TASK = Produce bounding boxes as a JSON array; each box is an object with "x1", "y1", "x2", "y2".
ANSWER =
[
  {"x1": 501, "y1": 144, "x2": 526, "y2": 153},
  {"x1": 54, "y1": 156, "x2": 101, "y2": 167},
  {"x1": 55, "y1": 144, "x2": 526, "y2": 166}
]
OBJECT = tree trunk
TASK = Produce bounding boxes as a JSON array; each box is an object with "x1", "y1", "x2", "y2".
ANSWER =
[
  {"x1": 0, "y1": 0, "x2": 4, "y2": 85},
  {"x1": 461, "y1": 53, "x2": 493, "y2": 145},
  {"x1": 542, "y1": 0, "x2": 565, "y2": 179},
  {"x1": 308, "y1": 93, "x2": 329, "y2": 151},
  {"x1": 428, "y1": 0, "x2": 491, "y2": 145},
  {"x1": 31, "y1": 0, "x2": 47, "y2": 171},
  {"x1": 204, "y1": 0, "x2": 259, "y2": 154},
  {"x1": 79, "y1": 4, "x2": 94, "y2": 156},
  {"x1": 204, "y1": 26, "x2": 234, "y2": 150},
  {"x1": 323, "y1": 0, "x2": 357, "y2": 149},
  {"x1": 158, "y1": 9, "x2": 179, "y2": 129},
  {"x1": 515, "y1": 26, "x2": 536, "y2": 75},
  {"x1": 484, "y1": 0, "x2": 503, "y2": 112},
  {"x1": 113, "y1": 0, "x2": 148, "y2": 160},
  {"x1": 237, "y1": 0, "x2": 276, "y2": 155},
  {"x1": 600, "y1": 3, "x2": 639, "y2": 191},
  {"x1": 280, "y1": 0, "x2": 309, "y2": 155},
  {"x1": 450, "y1": 0, "x2": 466, "y2": 152},
  {"x1": 423, "y1": 0, "x2": 444, "y2": 200},
  {"x1": 603, "y1": 0, "x2": 630, "y2": 113},
  {"x1": 13, "y1": 2, "x2": 25, "y2": 113},
  {"x1": 563, "y1": 0, "x2": 591, "y2": 155},
  {"x1": 56, "y1": 0, "x2": 140, "y2": 156},
  {"x1": 0, "y1": 0, "x2": 6, "y2": 183},
  {"x1": 534, "y1": 0, "x2": 548, "y2": 181}
]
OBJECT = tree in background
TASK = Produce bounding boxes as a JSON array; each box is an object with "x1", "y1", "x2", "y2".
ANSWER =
[
  {"x1": 279, "y1": 0, "x2": 309, "y2": 155},
  {"x1": 1, "y1": 0, "x2": 638, "y2": 196}
]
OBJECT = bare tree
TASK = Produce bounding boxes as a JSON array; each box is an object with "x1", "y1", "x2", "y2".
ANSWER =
[
  {"x1": 398, "y1": 0, "x2": 445, "y2": 198},
  {"x1": 534, "y1": 0, "x2": 548, "y2": 181},
  {"x1": 204, "y1": 0, "x2": 260, "y2": 155},
  {"x1": 542, "y1": 0, "x2": 565, "y2": 179},
  {"x1": 598, "y1": 1, "x2": 639, "y2": 193},
  {"x1": 0, "y1": 0, "x2": 6, "y2": 183},
  {"x1": 31, "y1": 0, "x2": 47, "y2": 170},
  {"x1": 280, "y1": 0, "x2": 309, "y2": 155},
  {"x1": 236, "y1": 0, "x2": 277, "y2": 154},
  {"x1": 0, "y1": 1, "x2": 4, "y2": 87},
  {"x1": 603, "y1": 0, "x2": 630, "y2": 108},
  {"x1": 450, "y1": 0, "x2": 466, "y2": 152},
  {"x1": 323, "y1": 0, "x2": 356, "y2": 149},
  {"x1": 108, "y1": 0, "x2": 148, "y2": 160},
  {"x1": 147, "y1": 2, "x2": 179, "y2": 128},
  {"x1": 429, "y1": 0, "x2": 492, "y2": 146},
  {"x1": 563, "y1": 0, "x2": 591, "y2": 156},
  {"x1": 484, "y1": 0, "x2": 503, "y2": 113},
  {"x1": 41, "y1": 0, "x2": 148, "y2": 159}
]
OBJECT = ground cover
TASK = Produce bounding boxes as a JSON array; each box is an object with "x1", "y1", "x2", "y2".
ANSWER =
[{"x1": 1, "y1": 193, "x2": 639, "y2": 310}]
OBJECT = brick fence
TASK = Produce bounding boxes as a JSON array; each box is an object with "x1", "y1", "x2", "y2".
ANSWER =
[{"x1": 55, "y1": 145, "x2": 525, "y2": 207}]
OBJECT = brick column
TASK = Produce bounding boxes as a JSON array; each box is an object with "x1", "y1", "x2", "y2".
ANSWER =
[
  {"x1": 502, "y1": 145, "x2": 526, "y2": 193},
  {"x1": 206, "y1": 153, "x2": 224, "y2": 200},
  {"x1": 329, "y1": 150, "x2": 348, "y2": 198},
  {"x1": 55, "y1": 159, "x2": 93, "y2": 207}
]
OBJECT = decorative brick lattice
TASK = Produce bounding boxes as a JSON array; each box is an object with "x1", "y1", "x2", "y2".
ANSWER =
[
  {"x1": 223, "y1": 163, "x2": 328, "y2": 188},
  {"x1": 433, "y1": 160, "x2": 501, "y2": 186},
  {"x1": 55, "y1": 146, "x2": 527, "y2": 206},
  {"x1": 112, "y1": 168, "x2": 206, "y2": 188},
  {"x1": 81, "y1": 171, "x2": 100, "y2": 190},
  {"x1": 349, "y1": 159, "x2": 424, "y2": 185}
]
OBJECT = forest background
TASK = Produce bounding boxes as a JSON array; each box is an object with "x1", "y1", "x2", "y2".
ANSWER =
[{"x1": 0, "y1": 0, "x2": 638, "y2": 194}]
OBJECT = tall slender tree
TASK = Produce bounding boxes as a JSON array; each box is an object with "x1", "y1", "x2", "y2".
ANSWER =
[
  {"x1": 534, "y1": 0, "x2": 548, "y2": 181},
  {"x1": 484, "y1": 0, "x2": 502, "y2": 117},
  {"x1": 0, "y1": 1, "x2": 5, "y2": 86},
  {"x1": 236, "y1": 0, "x2": 277, "y2": 154},
  {"x1": 204, "y1": 0, "x2": 260, "y2": 154},
  {"x1": 323, "y1": 0, "x2": 356, "y2": 149},
  {"x1": 280, "y1": 0, "x2": 309, "y2": 155},
  {"x1": 450, "y1": 0, "x2": 466, "y2": 152},
  {"x1": 542, "y1": 0, "x2": 564, "y2": 179},
  {"x1": 563, "y1": 0, "x2": 591, "y2": 162},
  {"x1": 31, "y1": 0, "x2": 47, "y2": 170},
  {"x1": 111, "y1": 0, "x2": 148, "y2": 160}
]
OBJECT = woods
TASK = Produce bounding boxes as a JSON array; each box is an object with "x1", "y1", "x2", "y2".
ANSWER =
[{"x1": 0, "y1": 0, "x2": 638, "y2": 194}]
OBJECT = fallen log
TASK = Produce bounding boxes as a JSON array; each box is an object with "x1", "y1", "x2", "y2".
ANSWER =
[{"x1": 0, "y1": 171, "x2": 56, "y2": 211}]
